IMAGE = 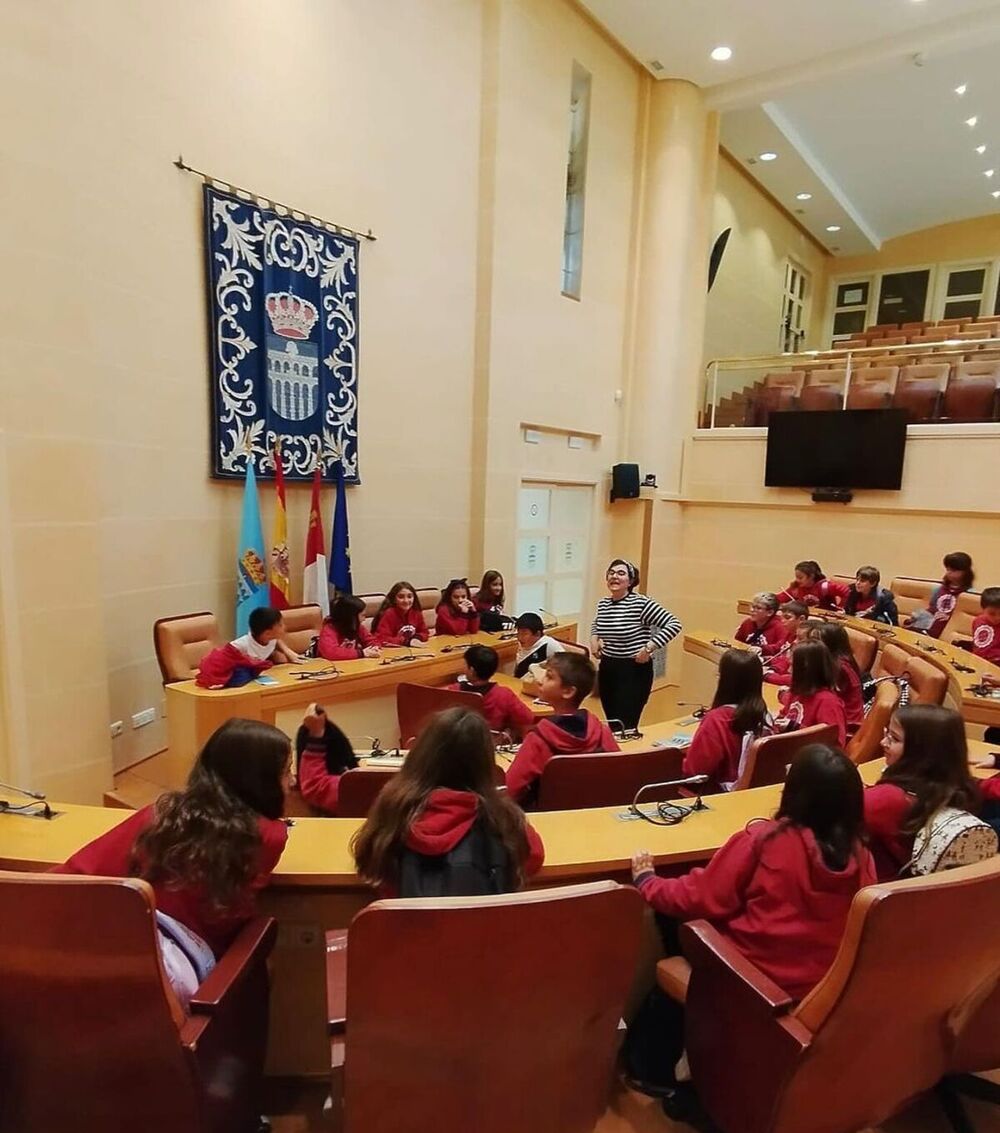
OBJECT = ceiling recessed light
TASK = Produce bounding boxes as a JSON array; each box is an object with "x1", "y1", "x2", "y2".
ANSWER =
[
  {"x1": 985, "y1": 169, "x2": 995, "y2": 177},
  {"x1": 966, "y1": 116, "x2": 979, "y2": 128},
  {"x1": 993, "y1": 190, "x2": 1000, "y2": 199},
  {"x1": 826, "y1": 225, "x2": 841, "y2": 232},
  {"x1": 796, "y1": 192, "x2": 813, "y2": 201},
  {"x1": 976, "y1": 145, "x2": 987, "y2": 155},
  {"x1": 710, "y1": 46, "x2": 732, "y2": 62},
  {"x1": 758, "y1": 151, "x2": 778, "y2": 161},
  {"x1": 955, "y1": 84, "x2": 968, "y2": 96}
]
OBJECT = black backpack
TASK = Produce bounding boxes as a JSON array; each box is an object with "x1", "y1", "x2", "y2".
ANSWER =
[{"x1": 397, "y1": 815, "x2": 513, "y2": 897}]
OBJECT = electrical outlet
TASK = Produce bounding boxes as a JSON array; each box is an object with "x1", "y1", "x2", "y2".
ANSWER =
[
  {"x1": 131, "y1": 707, "x2": 156, "y2": 729},
  {"x1": 110, "y1": 721, "x2": 124, "y2": 738}
]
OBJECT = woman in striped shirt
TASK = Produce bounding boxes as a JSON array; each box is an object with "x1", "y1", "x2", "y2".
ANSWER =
[{"x1": 590, "y1": 559, "x2": 682, "y2": 730}]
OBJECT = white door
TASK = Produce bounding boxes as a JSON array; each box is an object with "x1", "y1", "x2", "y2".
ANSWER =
[
  {"x1": 780, "y1": 261, "x2": 810, "y2": 353},
  {"x1": 514, "y1": 483, "x2": 593, "y2": 622}
]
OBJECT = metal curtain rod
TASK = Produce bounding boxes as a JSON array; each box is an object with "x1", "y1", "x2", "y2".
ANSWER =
[{"x1": 174, "y1": 155, "x2": 376, "y2": 242}]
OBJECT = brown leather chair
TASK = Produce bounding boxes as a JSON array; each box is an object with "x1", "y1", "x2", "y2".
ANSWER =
[
  {"x1": 396, "y1": 682, "x2": 487, "y2": 746},
  {"x1": 733, "y1": 724, "x2": 838, "y2": 791},
  {"x1": 153, "y1": 611, "x2": 223, "y2": 683},
  {"x1": 867, "y1": 323, "x2": 899, "y2": 334},
  {"x1": 846, "y1": 679, "x2": 899, "y2": 764},
  {"x1": 955, "y1": 328, "x2": 991, "y2": 342},
  {"x1": 336, "y1": 768, "x2": 396, "y2": 817},
  {"x1": 337, "y1": 881, "x2": 645, "y2": 1133},
  {"x1": 0, "y1": 871, "x2": 276, "y2": 1133},
  {"x1": 355, "y1": 593, "x2": 386, "y2": 620},
  {"x1": 943, "y1": 363, "x2": 999, "y2": 421},
  {"x1": 843, "y1": 626, "x2": 878, "y2": 673},
  {"x1": 901, "y1": 321, "x2": 931, "y2": 332},
  {"x1": 937, "y1": 316, "x2": 966, "y2": 327},
  {"x1": 280, "y1": 603, "x2": 323, "y2": 654},
  {"x1": 874, "y1": 646, "x2": 947, "y2": 705},
  {"x1": 846, "y1": 366, "x2": 899, "y2": 410},
  {"x1": 910, "y1": 330, "x2": 950, "y2": 345},
  {"x1": 657, "y1": 858, "x2": 1000, "y2": 1133},
  {"x1": 894, "y1": 363, "x2": 949, "y2": 422},
  {"x1": 941, "y1": 592, "x2": 980, "y2": 644},
  {"x1": 535, "y1": 747, "x2": 686, "y2": 811},
  {"x1": 748, "y1": 376, "x2": 803, "y2": 426},
  {"x1": 890, "y1": 576, "x2": 938, "y2": 619},
  {"x1": 798, "y1": 384, "x2": 841, "y2": 412},
  {"x1": 873, "y1": 642, "x2": 908, "y2": 679},
  {"x1": 878, "y1": 336, "x2": 907, "y2": 347},
  {"x1": 415, "y1": 587, "x2": 442, "y2": 630}
]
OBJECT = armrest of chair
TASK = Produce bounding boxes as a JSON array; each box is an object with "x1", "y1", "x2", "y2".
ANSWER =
[
  {"x1": 189, "y1": 916, "x2": 277, "y2": 1015},
  {"x1": 326, "y1": 929, "x2": 348, "y2": 1036},
  {"x1": 679, "y1": 921, "x2": 811, "y2": 1133},
  {"x1": 681, "y1": 920, "x2": 796, "y2": 1015}
]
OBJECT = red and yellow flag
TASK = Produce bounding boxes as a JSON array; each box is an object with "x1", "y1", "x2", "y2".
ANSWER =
[{"x1": 268, "y1": 445, "x2": 291, "y2": 609}]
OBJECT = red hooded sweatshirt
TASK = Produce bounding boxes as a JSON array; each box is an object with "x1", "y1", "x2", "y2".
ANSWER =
[
  {"x1": 682, "y1": 706, "x2": 752, "y2": 791},
  {"x1": 863, "y1": 782, "x2": 914, "y2": 881},
  {"x1": 775, "y1": 577, "x2": 850, "y2": 609},
  {"x1": 734, "y1": 615, "x2": 787, "y2": 657},
  {"x1": 373, "y1": 605, "x2": 430, "y2": 646},
  {"x1": 926, "y1": 583, "x2": 967, "y2": 638},
  {"x1": 50, "y1": 805, "x2": 287, "y2": 957},
  {"x1": 836, "y1": 658, "x2": 865, "y2": 730},
  {"x1": 506, "y1": 711, "x2": 620, "y2": 806},
  {"x1": 777, "y1": 688, "x2": 847, "y2": 746},
  {"x1": 195, "y1": 642, "x2": 273, "y2": 688},
  {"x1": 971, "y1": 614, "x2": 1000, "y2": 665},
  {"x1": 446, "y1": 681, "x2": 536, "y2": 735},
  {"x1": 435, "y1": 603, "x2": 481, "y2": 636},
  {"x1": 317, "y1": 621, "x2": 377, "y2": 661},
  {"x1": 636, "y1": 820, "x2": 875, "y2": 1001},
  {"x1": 380, "y1": 788, "x2": 545, "y2": 896},
  {"x1": 297, "y1": 737, "x2": 344, "y2": 815}
]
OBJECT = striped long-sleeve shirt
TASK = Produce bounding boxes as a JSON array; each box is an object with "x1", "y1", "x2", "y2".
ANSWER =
[{"x1": 590, "y1": 592, "x2": 682, "y2": 660}]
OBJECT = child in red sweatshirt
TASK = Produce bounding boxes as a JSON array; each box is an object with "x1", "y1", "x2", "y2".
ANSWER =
[
  {"x1": 505, "y1": 652, "x2": 619, "y2": 807},
  {"x1": 52, "y1": 717, "x2": 291, "y2": 957},
  {"x1": 776, "y1": 641, "x2": 847, "y2": 746},
  {"x1": 955, "y1": 587, "x2": 1000, "y2": 666},
  {"x1": 865, "y1": 704, "x2": 982, "y2": 880},
  {"x1": 196, "y1": 606, "x2": 305, "y2": 688},
  {"x1": 775, "y1": 560, "x2": 849, "y2": 610},
  {"x1": 371, "y1": 581, "x2": 430, "y2": 646},
  {"x1": 763, "y1": 601, "x2": 811, "y2": 686},
  {"x1": 434, "y1": 578, "x2": 481, "y2": 636},
  {"x1": 626, "y1": 745, "x2": 873, "y2": 1093},
  {"x1": 351, "y1": 707, "x2": 544, "y2": 896},
  {"x1": 295, "y1": 704, "x2": 359, "y2": 815},
  {"x1": 683, "y1": 649, "x2": 773, "y2": 792},
  {"x1": 318, "y1": 595, "x2": 381, "y2": 661},
  {"x1": 448, "y1": 644, "x2": 536, "y2": 738},
  {"x1": 806, "y1": 622, "x2": 864, "y2": 732},
  {"x1": 734, "y1": 592, "x2": 786, "y2": 657}
]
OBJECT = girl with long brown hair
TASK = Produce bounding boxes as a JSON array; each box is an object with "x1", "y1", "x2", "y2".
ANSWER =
[
  {"x1": 351, "y1": 707, "x2": 544, "y2": 895},
  {"x1": 53, "y1": 718, "x2": 291, "y2": 956},
  {"x1": 372, "y1": 580, "x2": 430, "y2": 646}
]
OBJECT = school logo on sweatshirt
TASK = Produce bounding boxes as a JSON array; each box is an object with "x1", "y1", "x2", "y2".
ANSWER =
[
  {"x1": 974, "y1": 623, "x2": 996, "y2": 650},
  {"x1": 934, "y1": 592, "x2": 957, "y2": 619}
]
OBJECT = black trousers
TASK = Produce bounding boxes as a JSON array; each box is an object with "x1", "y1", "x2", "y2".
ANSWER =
[{"x1": 598, "y1": 656, "x2": 654, "y2": 730}]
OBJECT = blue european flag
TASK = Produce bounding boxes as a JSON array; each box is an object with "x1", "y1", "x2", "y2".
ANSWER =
[
  {"x1": 329, "y1": 462, "x2": 353, "y2": 595},
  {"x1": 236, "y1": 462, "x2": 269, "y2": 634}
]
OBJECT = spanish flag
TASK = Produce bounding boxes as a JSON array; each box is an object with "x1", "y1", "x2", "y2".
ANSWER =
[
  {"x1": 268, "y1": 445, "x2": 290, "y2": 609},
  {"x1": 302, "y1": 464, "x2": 329, "y2": 615}
]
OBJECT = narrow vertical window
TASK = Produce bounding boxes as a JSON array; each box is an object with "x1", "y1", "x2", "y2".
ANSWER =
[{"x1": 562, "y1": 62, "x2": 591, "y2": 299}]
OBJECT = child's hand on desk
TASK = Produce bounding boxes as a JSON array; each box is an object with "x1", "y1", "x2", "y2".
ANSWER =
[
  {"x1": 363, "y1": 645, "x2": 381, "y2": 659},
  {"x1": 974, "y1": 754, "x2": 1000, "y2": 769},
  {"x1": 983, "y1": 673, "x2": 1000, "y2": 689},
  {"x1": 631, "y1": 850, "x2": 654, "y2": 881}
]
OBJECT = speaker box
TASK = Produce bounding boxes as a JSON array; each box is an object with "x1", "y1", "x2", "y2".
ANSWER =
[{"x1": 611, "y1": 463, "x2": 640, "y2": 502}]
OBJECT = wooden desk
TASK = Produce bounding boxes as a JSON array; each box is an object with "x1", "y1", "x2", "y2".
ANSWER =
[
  {"x1": 728, "y1": 605, "x2": 1000, "y2": 728},
  {"x1": 3, "y1": 740, "x2": 996, "y2": 1075},
  {"x1": 164, "y1": 622, "x2": 577, "y2": 782}
]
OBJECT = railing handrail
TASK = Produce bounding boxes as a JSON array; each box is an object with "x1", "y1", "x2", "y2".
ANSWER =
[{"x1": 705, "y1": 334, "x2": 1000, "y2": 373}]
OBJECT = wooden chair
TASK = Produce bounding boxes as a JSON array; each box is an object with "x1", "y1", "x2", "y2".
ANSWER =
[
  {"x1": 657, "y1": 857, "x2": 1000, "y2": 1133},
  {"x1": 843, "y1": 625, "x2": 878, "y2": 673},
  {"x1": 396, "y1": 682, "x2": 486, "y2": 746},
  {"x1": 890, "y1": 576, "x2": 938, "y2": 619},
  {"x1": 733, "y1": 724, "x2": 838, "y2": 791},
  {"x1": 535, "y1": 747, "x2": 686, "y2": 811},
  {"x1": 846, "y1": 680, "x2": 899, "y2": 764},
  {"x1": 336, "y1": 768, "x2": 397, "y2": 817},
  {"x1": 0, "y1": 871, "x2": 276, "y2": 1133},
  {"x1": 334, "y1": 881, "x2": 645, "y2": 1133},
  {"x1": 280, "y1": 603, "x2": 323, "y2": 655},
  {"x1": 153, "y1": 611, "x2": 223, "y2": 683}
]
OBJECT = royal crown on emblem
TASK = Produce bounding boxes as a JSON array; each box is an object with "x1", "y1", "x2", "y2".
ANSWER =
[{"x1": 266, "y1": 292, "x2": 319, "y2": 340}]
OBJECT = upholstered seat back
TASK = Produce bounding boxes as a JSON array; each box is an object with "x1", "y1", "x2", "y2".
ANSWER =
[
  {"x1": 734, "y1": 724, "x2": 838, "y2": 791},
  {"x1": 774, "y1": 860, "x2": 1000, "y2": 1133},
  {"x1": 396, "y1": 683, "x2": 486, "y2": 746},
  {"x1": 889, "y1": 576, "x2": 937, "y2": 618},
  {"x1": 415, "y1": 587, "x2": 442, "y2": 629},
  {"x1": 536, "y1": 747, "x2": 685, "y2": 811},
  {"x1": 843, "y1": 626, "x2": 877, "y2": 673},
  {"x1": 343, "y1": 882, "x2": 645, "y2": 1133},
  {"x1": 846, "y1": 680, "x2": 899, "y2": 764},
  {"x1": 280, "y1": 603, "x2": 323, "y2": 654},
  {"x1": 154, "y1": 611, "x2": 223, "y2": 683}
]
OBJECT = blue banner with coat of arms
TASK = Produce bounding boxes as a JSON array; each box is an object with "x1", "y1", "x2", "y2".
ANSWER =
[{"x1": 205, "y1": 185, "x2": 360, "y2": 482}]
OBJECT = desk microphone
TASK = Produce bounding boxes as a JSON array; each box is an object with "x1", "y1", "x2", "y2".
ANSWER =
[
  {"x1": 626, "y1": 775, "x2": 709, "y2": 826},
  {"x1": 439, "y1": 640, "x2": 473, "y2": 654},
  {"x1": 539, "y1": 608, "x2": 559, "y2": 629},
  {"x1": 0, "y1": 780, "x2": 46, "y2": 801}
]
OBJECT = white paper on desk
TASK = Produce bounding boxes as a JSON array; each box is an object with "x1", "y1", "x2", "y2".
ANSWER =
[{"x1": 653, "y1": 733, "x2": 694, "y2": 749}]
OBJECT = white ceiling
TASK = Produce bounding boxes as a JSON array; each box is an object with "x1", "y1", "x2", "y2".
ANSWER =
[{"x1": 578, "y1": 0, "x2": 1000, "y2": 254}]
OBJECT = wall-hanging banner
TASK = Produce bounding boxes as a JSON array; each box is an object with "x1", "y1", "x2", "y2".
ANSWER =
[{"x1": 205, "y1": 185, "x2": 360, "y2": 482}]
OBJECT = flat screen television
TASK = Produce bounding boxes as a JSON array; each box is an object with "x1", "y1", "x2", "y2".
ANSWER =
[{"x1": 764, "y1": 409, "x2": 907, "y2": 490}]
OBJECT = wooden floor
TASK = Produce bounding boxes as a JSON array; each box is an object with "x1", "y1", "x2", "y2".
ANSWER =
[{"x1": 262, "y1": 1077, "x2": 1000, "y2": 1132}]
